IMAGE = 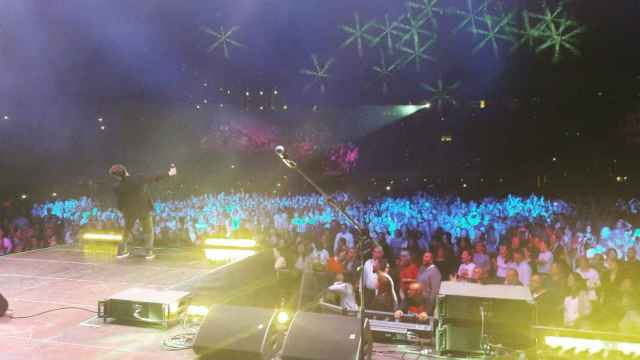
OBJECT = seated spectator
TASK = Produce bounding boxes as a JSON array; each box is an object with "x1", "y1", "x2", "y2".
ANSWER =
[
  {"x1": 44, "y1": 226, "x2": 58, "y2": 247},
  {"x1": 394, "y1": 282, "x2": 429, "y2": 322},
  {"x1": 564, "y1": 272, "x2": 592, "y2": 328},
  {"x1": 505, "y1": 269, "x2": 522, "y2": 286},
  {"x1": 327, "y1": 273, "x2": 358, "y2": 311},
  {"x1": 530, "y1": 273, "x2": 562, "y2": 326},
  {"x1": 512, "y1": 249, "x2": 532, "y2": 286},
  {"x1": 495, "y1": 244, "x2": 514, "y2": 282},
  {"x1": 342, "y1": 248, "x2": 358, "y2": 273},
  {"x1": 0, "y1": 227, "x2": 12, "y2": 255},
  {"x1": 333, "y1": 224, "x2": 354, "y2": 254},
  {"x1": 625, "y1": 247, "x2": 640, "y2": 281},
  {"x1": 536, "y1": 238, "x2": 553, "y2": 274},
  {"x1": 398, "y1": 250, "x2": 418, "y2": 299},
  {"x1": 294, "y1": 243, "x2": 310, "y2": 272},
  {"x1": 601, "y1": 257, "x2": 624, "y2": 307},
  {"x1": 618, "y1": 277, "x2": 640, "y2": 332},
  {"x1": 606, "y1": 247, "x2": 618, "y2": 267},
  {"x1": 433, "y1": 245, "x2": 456, "y2": 280},
  {"x1": 470, "y1": 267, "x2": 488, "y2": 284},
  {"x1": 363, "y1": 246, "x2": 384, "y2": 307},
  {"x1": 388, "y1": 229, "x2": 407, "y2": 260},
  {"x1": 456, "y1": 249, "x2": 476, "y2": 282},
  {"x1": 417, "y1": 251, "x2": 441, "y2": 315},
  {"x1": 472, "y1": 241, "x2": 490, "y2": 274},
  {"x1": 591, "y1": 254, "x2": 607, "y2": 276},
  {"x1": 575, "y1": 256, "x2": 600, "y2": 301},
  {"x1": 370, "y1": 270, "x2": 397, "y2": 313},
  {"x1": 310, "y1": 241, "x2": 330, "y2": 271}
]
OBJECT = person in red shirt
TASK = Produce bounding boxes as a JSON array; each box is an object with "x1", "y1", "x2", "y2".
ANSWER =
[{"x1": 398, "y1": 250, "x2": 418, "y2": 299}]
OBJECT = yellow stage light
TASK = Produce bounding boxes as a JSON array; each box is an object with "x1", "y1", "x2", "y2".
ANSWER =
[
  {"x1": 277, "y1": 311, "x2": 289, "y2": 324},
  {"x1": 82, "y1": 233, "x2": 123, "y2": 241},
  {"x1": 187, "y1": 305, "x2": 209, "y2": 317}
]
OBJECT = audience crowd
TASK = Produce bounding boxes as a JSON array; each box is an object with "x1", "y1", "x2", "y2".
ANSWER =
[{"x1": 1, "y1": 193, "x2": 639, "y2": 332}]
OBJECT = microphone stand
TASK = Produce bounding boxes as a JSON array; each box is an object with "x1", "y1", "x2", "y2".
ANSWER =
[{"x1": 275, "y1": 150, "x2": 378, "y2": 338}]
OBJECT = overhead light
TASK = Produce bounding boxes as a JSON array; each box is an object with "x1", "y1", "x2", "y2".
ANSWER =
[
  {"x1": 52, "y1": 192, "x2": 58, "y2": 197},
  {"x1": 20, "y1": 194, "x2": 27, "y2": 200},
  {"x1": 3, "y1": 115, "x2": 9, "y2": 120}
]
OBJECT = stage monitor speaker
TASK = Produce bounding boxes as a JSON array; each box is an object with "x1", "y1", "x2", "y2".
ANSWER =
[
  {"x1": 436, "y1": 281, "x2": 535, "y2": 352},
  {"x1": 436, "y1": 323, "x2": 483, "y2": 356},
  {"x1": 281, "y1": 312, "x2": 371, "y2": 360},
  {"x1": 0, "y1": 293, "x2": 7, "y2": 317},
  {"x1": 193, "y1": 304, "x2": 279, "y2": 360}
]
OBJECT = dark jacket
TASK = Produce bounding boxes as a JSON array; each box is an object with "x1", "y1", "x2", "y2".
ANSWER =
[{"x1": 114, "y1": 174, "x2": 167, "y2": 218}]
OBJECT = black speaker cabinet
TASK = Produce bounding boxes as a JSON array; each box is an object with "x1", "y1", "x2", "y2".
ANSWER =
[
  {"x1": 193, "y1": 304, "x2": 280, "y2": 360},
  {"x1": 436, "y1": 282, "x2": 535, "y2": 353},
  {"x1": 436, "y1": 323, "x2": 483, "y2": 356},
  {"x1": 281, "y1": 312, "x2": 371, "y2": 360}
]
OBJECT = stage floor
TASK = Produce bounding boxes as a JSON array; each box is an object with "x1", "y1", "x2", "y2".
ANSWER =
[
  {"x1": 0, "y1": 245, "x2": 222, "y2": 360},
  {"x1": 0, "y1": 245, "x2": 422, "y2": 360}
]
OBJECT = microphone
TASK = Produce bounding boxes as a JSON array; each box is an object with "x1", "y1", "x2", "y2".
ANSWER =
[{"x1": 275, "y1": 145, "x2": 296, "y2": 168}]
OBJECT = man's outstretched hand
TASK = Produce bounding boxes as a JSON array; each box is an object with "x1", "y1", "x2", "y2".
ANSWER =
[{"x1": 168, "y1": 164, "x2": 177, "y2": 177}]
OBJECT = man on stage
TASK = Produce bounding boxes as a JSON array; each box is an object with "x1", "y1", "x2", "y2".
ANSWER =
[{"x1": 109, "y1": 163, "x2": 177, "y2": 260}]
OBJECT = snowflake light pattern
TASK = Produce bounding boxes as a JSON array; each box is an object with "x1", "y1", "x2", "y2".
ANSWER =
[
  {"x1": 300, "y1": 54, "x2": 334, "y2": 94},
  {"x1": 372, "y1": 50, "x2": 402, "y2": 95},
  {"x1": 203, "y1": 26, "x2": 244, "y2": 59},
  {"x1": 421, "y1": 79, "x2": 461, "y2": 111},
  {"x1": 451, "y1": 0, "x2": 492, "y2": 35},
  {"x1": 530, "y1": 4, "x2": 584, "y2": 63},
  {"x1": 395, "y1": 12, "x2": 437, "y2": 71},
  {"x1": 370, "y1": 14, "x2": 404, "y2": 55},
  {"x1": 471, "y1": 13, "x2": 514, "y2": 58},
  {"x1": 406, "y1": 0, "x2": 443, "y2": 28},
  {"x1": 340, "y1": 12, "x2": 377, "y2": 57}
]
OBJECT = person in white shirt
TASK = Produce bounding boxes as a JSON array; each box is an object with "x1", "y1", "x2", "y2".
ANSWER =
[
  {"x1": 564, "y1": 272, "x2": 592, "y2": 327},
  {"x1": 364, "y1": 246, "x2": 384, "y2": 295},
  {"x1": 536, "y1": 238, "x2": 554, "y2": 274},
  {"x1": 512, "y1": 249, "x2": 532, "y2": 287},
  {"x1": 457, "y1": 250, "x2": 476, "y2": 281},
  {"x1": 575, "y1": 256, "x2": 600, "y2": 301},
  {"x1": 328, "y1": 273, "x2": 358, "y2": 311},
  {"x1": 310, "y1": 241, "x2": 330, "y2": 268},
  {"x1": 496, "y1": 244, "x2": 514, "y2": 280},
  {"x1": 334, "y1": 224, "x2": 355, "y2": 254}
]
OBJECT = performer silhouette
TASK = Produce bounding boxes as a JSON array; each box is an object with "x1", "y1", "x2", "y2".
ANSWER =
[{"x1": 109, "y1": 164, "x2": 176, "y2": 260}]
